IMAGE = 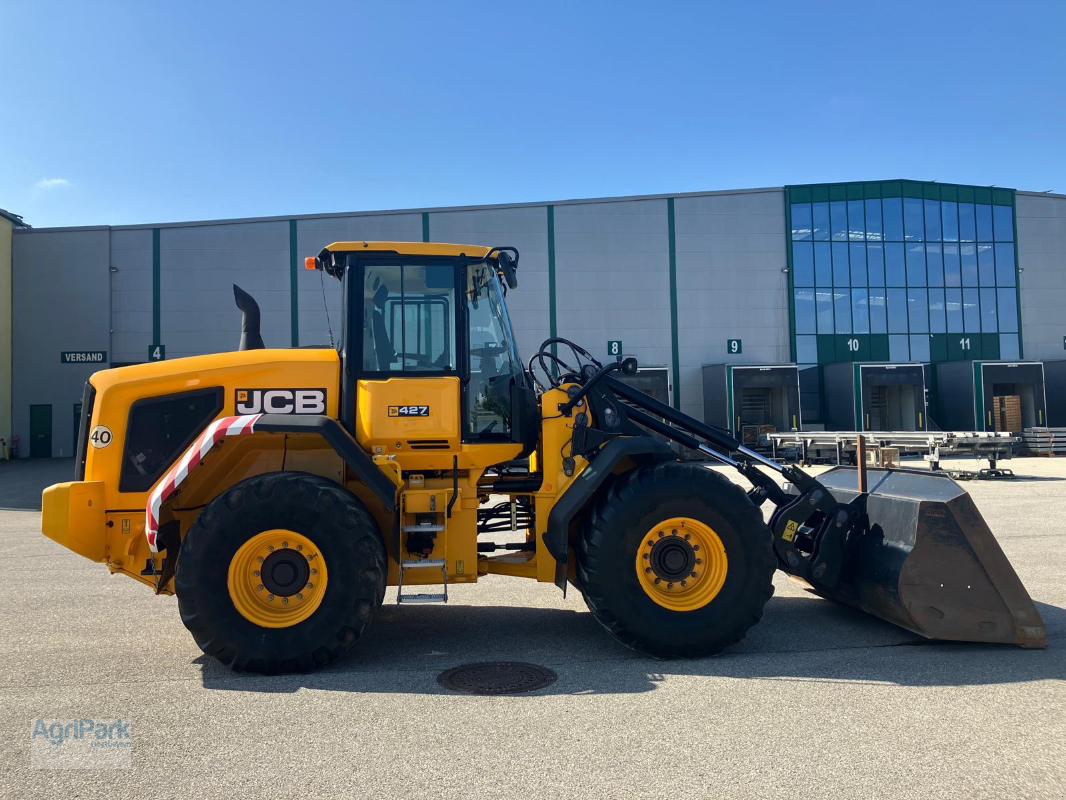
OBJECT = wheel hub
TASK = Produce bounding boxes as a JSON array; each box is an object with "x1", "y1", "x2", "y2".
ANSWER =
[
  {"x1": 261, "y1": 549, "x2": 311, "y2": 597},
  {"x1": 649, "y1": 537, "x2": 696, "y2": 582}
]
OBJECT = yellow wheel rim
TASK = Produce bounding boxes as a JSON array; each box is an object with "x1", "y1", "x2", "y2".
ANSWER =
[
  {"x1": 635, "y1": 517, "x2": 728, "y2": 612},
  {"x1": 227, "y1": 529, "x2": 328, "y2": 628}
]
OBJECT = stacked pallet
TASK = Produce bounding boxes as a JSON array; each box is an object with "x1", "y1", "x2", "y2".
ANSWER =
[
  {"x1": 993, "y1": 395, "x2": 1022, "y2": 433},
  {"x1": 1021, "y1": 428, "x2": 1066, "y2": 456}
]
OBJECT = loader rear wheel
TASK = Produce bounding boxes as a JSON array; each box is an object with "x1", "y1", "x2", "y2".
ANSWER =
[
  {"x1": 578, "y1": 462, "x2": 775, "y2": 657},
  {"x1": 176, "y1": 471, "x2": 387, "y2": 674}
]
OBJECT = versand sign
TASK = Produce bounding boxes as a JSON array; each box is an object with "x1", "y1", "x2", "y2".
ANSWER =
[
  {"x1": 388, "y1": 405, "x2": 430, "y2": 417},
  {"x1": 61, "y1": 351, "x2": 107, "y2": 364},
  {"x1": 235, "y1": 389, "x2": 326, "y2": 415}
]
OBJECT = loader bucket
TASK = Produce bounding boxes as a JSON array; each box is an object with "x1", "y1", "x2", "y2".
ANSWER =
[{"x1": 806, "y1": 467, "x2": 1045, "y2": 648}]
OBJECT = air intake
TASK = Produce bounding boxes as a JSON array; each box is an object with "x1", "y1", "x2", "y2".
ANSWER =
[{"x1": 408, "y1": 440, "x2": 450, "y2": 450}]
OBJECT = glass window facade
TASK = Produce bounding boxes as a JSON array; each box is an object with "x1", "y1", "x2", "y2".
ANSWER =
[{"x1": 788, "y1": 181, "x2": 1021, "y2": 366}]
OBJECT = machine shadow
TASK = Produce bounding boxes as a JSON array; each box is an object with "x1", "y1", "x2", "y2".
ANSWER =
[{"x1": 197, "y1": 595, "x2": 1066, "y2": 696}]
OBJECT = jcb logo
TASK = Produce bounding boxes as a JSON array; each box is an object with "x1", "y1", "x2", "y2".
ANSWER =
[{"x1": 235, "y1": 389, "x2": 326, "y2": 415}]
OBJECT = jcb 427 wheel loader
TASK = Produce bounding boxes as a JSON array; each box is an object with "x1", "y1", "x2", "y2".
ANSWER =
[{"x1": 42, "y1": 242, "x2": 1045, "y2": 672}]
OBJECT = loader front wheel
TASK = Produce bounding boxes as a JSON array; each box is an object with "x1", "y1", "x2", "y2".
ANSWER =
[
  {"x1": 176, "y1": 471, "x2": 386, "y2": 673},
  {"x1": 578, "y1": 462, "x2": 775, "y2": 657}
]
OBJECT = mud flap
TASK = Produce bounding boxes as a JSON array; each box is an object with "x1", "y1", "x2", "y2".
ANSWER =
[{"x1": 800, "y1": 467, "x2": 1046, "y2": 648}]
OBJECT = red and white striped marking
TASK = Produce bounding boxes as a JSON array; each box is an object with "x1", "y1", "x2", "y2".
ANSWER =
[{"x1": 145, "y1": 414, "x2": 262, "y2": 552}]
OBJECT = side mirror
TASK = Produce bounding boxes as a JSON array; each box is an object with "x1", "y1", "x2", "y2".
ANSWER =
[
  {"x1": 497, "y1": 251, "x2": 519, "y2": 290},
  {"x1": 621, "y1": 357, "x2": 639, "y2": 376}
]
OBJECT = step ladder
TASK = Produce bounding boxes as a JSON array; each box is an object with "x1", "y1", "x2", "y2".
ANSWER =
[{"x1": 397, "y1": 558, "x2": 448, "y2": 604}]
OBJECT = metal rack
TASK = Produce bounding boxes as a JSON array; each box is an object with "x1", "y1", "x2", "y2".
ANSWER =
[{"x1": 765, "y1": 430, "x2": 1020, "y2": 466}]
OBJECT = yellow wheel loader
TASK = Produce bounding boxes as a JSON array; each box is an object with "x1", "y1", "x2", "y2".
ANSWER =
[{"x1": 41, "y1": 242, "x2": 1045, "y2": 673}]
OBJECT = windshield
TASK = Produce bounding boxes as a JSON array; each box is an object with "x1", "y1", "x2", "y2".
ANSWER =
[{"x1": 465, "y1": 262, "x2": 521, "y2": 438}]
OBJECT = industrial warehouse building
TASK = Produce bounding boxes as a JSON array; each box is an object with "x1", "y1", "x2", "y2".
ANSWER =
[{"x1": 3, "y1": 179, "x2": 1065, "y2": 458}]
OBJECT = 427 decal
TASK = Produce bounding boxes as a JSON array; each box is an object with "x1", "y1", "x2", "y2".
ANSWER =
[{"x1": 388, "y1": 405, "x2": 430, "y2": 417}]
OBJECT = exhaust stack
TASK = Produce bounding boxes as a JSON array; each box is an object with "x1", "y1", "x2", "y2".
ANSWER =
[{"x1": 233, "y1": 284, "x2": 265, "y2": 351}]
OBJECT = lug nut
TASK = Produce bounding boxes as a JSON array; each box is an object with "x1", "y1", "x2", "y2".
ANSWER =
[
  {"x1": 257, "y1": 556, "x2": 264, "y2": 563},
  {"x1": 253, "y1": 570, "x2": 260, "y2": 577},
  {"x1": 654, "y1": 578, "x2": 661, "y2": 585},
  {"x1": 282, "y1": 541, "x2": 289, "y2": 548},
  {"x1": 282, "y1": 598, "x2": 288, "y2": 604},
  {"x1": 267, "y1": 546, "x2": 274, "y2": 552},
  {"x1": 671, "y1": 529, "x2": 677, "y2": 535},
  {"x1": 257, "y1": 584, "x2": 264, "y2": 591},
  {"x1": 693, "y1": 545, "x2": 700, "y2": 551},
  {"x1": 306, "y1": 583, "x2": 313, "y2": 589},
  {"x1": 643, "y1": 554, "x2": 649, "y2": 560},
  {"x1": 684, "y1": 534, "x2": 690, "y2": 540},
  {"x1": 645, "y1": 567, "x2": 652, "y2": 573},
  {"x1": 267, "y1": 594, "x2": 274, "y2": 601},
  {"x1": 296, "y1": 593, "x2": 303, "y2": 600},
  {"x1": 296, "y1": 545, "x2": 303, "y2": 551},
  {"x1": 667, "y1": 582, "x2": 673, "y2": 588},
  {"x1": 310, "y1": 569, "x2": 317, "y2": 575},
  {"x1": 696, "y1": 558, "x2": 703, "y2": 565},
  {"x1": 691, "y1": 571, "x2": 697, "y2": 578},
  {"x1": 658, "y1": 532, "x2": 664, "y2": 538},
  {"x1": 681, "y1": 580, "x2": 687, "y2": 587}
]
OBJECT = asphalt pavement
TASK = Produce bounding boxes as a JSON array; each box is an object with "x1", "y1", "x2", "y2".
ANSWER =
[{"x1": 1, "y1": 455, "x2": 1063, "y2": 799}]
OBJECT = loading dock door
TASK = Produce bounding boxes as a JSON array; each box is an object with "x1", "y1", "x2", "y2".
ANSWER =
[
  {"x1": 619, "y1": 368, "x2": 670, "y2": 406},
  {"x1": 860, "y1": 365, "x2": 927, "y2": 432},
  {"x1": 980, "y1": 363, "x2": 1046, "y2": 431},
  {"x1": 739, "y1": 387, "x2": 791, "y2": 432},
  {"x1": 30, "y1": 404, "x2": 52, "y2": 458},
  {"x1": 729, "y1": 366, "x2": 801, "y2": 438},
  {"x1": 617, "y1": 367, "x2": 672, "y2": 446}
]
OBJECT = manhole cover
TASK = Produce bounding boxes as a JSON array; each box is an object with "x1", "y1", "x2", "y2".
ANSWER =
[{"x1": 437, "y1": 662, "x2": 557, "y2": 695}]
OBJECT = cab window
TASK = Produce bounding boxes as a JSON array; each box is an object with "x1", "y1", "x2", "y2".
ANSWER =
[
  {"x1": 465, "y1": 262, "x2": 521, "y2": 438},
  {"x1": 362, "y1": 263, "x2": 456, "y2": 373}
]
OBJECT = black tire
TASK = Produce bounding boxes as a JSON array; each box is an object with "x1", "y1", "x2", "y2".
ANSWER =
[
  {"x1": 176, "y1": 471, "x2": 387, "y2": 674},
  {"x1": 577, "y1": 462, "x2": 775, "y2": 657}
]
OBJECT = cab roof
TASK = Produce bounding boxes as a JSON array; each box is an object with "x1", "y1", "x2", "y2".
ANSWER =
[
  {"x1": 322, "y1": 241, "x2": 492, "y2": 258},
  {"x1": 314, "y1": 241, "x2": 496, "y2": 279}
]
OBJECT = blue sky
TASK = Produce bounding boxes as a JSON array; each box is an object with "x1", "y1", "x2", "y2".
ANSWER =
[{"x1": 2, "y1": 0, "x2": 1063, "y2": 228}]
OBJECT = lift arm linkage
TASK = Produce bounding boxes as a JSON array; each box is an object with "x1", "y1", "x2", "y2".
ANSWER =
[{"x1": 569, "y1": 374, "x2": 866, "y2": 589}]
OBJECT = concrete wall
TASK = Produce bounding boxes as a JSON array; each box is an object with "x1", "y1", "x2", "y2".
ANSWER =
[
  {"x1": 674, "y1": 189, "x2": 788, "y2": 420},
  {"x1": 110, "y1": 228, "x2": 153, "y2": 364},
  {"x1": 162, "y1": 220, "x2": 290, "y2": 357},
  {"x1": 11, "y1": 228, "x2": 111, "y2": 457},
  {"x1": 1017, "y1": 192, "x2": 1066, "y2": 361},
  {"x1": 429, "y1": 205, "x2": 550, "y2": 359},
  {"x1": 296, "y1": 213, "x2": 422, "y2": 347},
  {"x1": 0, "y1": 216, "x2": 11, "y2": 451},
  {"x1": 554, "y1": 198, "x2": 672, "y2": 391}
]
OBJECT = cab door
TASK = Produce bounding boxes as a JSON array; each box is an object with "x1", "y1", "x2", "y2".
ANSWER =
[{"x1": 352, "y1": 260, "x2": 462, "y2": 458}]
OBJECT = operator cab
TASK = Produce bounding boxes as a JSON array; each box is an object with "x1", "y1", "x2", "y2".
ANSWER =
[{"x1": 310, "y1": 242, "x2": 537, "y2": 457}]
